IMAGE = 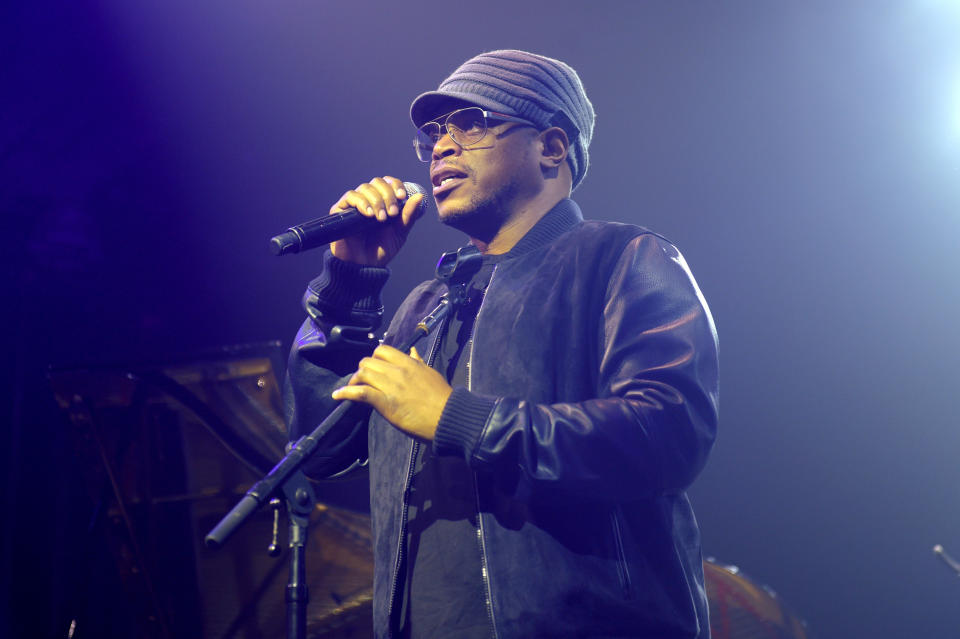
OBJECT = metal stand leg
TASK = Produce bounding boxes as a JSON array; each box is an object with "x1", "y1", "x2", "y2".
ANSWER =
[{"x1": 283, "y1": 471, "x2": 317, "y2": 639}]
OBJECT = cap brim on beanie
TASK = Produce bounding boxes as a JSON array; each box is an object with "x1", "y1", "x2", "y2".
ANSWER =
[
  {"x1": 409, "y1": 50, "x2": 594, "y2": 190},
  {"x1": 410, "y1": 89, "x2": 523, "y2": 128}
]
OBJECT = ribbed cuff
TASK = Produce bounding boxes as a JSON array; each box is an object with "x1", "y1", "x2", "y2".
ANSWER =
[
  {"x1": 433, "y1": 386, "x2": 497, "y2": 462},
  {"x1": 307, "y1": 251, "x2": 390, "y2": 320}
]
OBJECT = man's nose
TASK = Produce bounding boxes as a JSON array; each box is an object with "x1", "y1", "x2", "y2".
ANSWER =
[{"x1": 431, "y1": 131, "x2": 461, "y2": 160}]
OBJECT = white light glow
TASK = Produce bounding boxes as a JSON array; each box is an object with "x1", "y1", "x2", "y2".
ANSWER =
[{"x1": 954, "y1": 78, "x2": 960, "y2": 141}]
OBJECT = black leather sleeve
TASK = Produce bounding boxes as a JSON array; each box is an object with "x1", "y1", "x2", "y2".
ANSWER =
[
  {"x1": 468, "y1": 234, "x2": 720, "y2": 500},
  {"x1": 282, "y1": 251, "x2": 389, "y2": 479}
]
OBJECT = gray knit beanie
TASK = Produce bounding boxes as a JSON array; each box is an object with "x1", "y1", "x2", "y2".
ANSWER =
[{"x1": 410, "y1": 50, "x2": 595, "y2": 190}]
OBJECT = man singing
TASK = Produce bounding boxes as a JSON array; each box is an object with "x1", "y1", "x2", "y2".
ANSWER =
[{"x1": 284, "y1": 49, "x2": 719, "y2": 638}]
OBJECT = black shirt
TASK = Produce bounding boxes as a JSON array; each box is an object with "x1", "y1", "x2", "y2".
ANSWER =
[{"x1": 396, "y1": 256, "x2": 501, "y2": 639}]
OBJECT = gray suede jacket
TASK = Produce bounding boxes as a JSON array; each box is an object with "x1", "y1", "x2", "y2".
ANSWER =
[{"x1": 284, "y1": 199, "x2": 719, "y2": 638}]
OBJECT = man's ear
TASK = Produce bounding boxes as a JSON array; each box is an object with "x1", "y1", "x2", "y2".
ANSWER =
[{"x1": 539, "y1": 127, "x2": 570, "y2": 171}]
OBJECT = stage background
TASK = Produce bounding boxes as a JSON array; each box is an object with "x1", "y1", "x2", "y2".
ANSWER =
[{"x1": 3, "y1": 1, "x2": 959, "y2": 637}]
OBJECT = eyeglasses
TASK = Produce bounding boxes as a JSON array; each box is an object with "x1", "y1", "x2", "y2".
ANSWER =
[{"x1": 413, "y1": 106, "x2": 537, "y2": 162}]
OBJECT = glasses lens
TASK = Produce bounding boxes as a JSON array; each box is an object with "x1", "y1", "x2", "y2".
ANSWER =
[
  {"x1": 414, "y1": 123, "x2": 440, "y2": 162},
  {"x1": 412, "y1": 108, "x2": 489, "y2": 162},
  {"x1": 446, "y1": 107, "x2": 486, "y2": 146}
]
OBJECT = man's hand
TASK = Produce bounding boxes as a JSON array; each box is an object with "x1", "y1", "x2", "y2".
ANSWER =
[
  {"x1": 331, "y1": 345, "x2": 451, "y2": 441},
  {"x1": 329, "y1": 176, "x2": 426, "y2": 267}
]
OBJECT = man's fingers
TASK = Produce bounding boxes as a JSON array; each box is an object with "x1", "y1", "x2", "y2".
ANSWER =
[
  {"x1": 384, "y1": 176, "x2": 407, "y2": 200},
  {"x1": 335, "y1": 345, "x2": 421, "y2": 400},
  {"x1": 369, "y1": 344, "x2": 428, "y2": 369},
  {"x1": 331, "y1": 189, "x2": 379, "y2": 218},
  {"x1": 350, "y1": 355, "x2": 394, "y2": 387},
  {"x1": 355, "y1": 183, "x2": 390, "y2": 222},
  {"x1": 329, "y1": 191, "x2": 357, "y2": 215},
  {"x1": 372, "y1": 343, "x2": 428, "y2": 367},
  {"x1": 329, "y1": 177, "x2": 421, "y2": 228},
  {"x1": 401, "y1": 193, "x2": 426, "y2": 227},
  {"x1": 331, "y1": 383, "x2": 382, "y2": 407},
  {"x1": 371, "y1": 343, "x2": 407, "y2": 363},
  {"x1": 370, "y1": 177, "x2": 401, "y2": 218}
]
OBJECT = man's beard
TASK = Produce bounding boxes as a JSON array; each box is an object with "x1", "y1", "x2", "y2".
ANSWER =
[{"x1": 438, "y1": 175, "x2": 520, "y2": 241}]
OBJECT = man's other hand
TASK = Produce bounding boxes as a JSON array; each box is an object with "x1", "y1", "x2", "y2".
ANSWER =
[{"x1": 331, "y1": 344, "x2": 451, "y2": 440}]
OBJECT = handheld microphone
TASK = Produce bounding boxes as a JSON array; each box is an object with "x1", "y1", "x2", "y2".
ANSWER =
[{"x1": 269, "y1": 182, "x2": 426, "y2": 256}]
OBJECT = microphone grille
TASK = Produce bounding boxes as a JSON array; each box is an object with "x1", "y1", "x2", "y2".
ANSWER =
[
  {"x1": 403, "y1": 182, "x2": 427, "y2": 198},
  {"x1": 402, "y1": 182, "x2": 429, "y2": 212}
]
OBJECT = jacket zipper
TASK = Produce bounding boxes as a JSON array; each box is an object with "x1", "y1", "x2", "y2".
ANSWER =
[
  {"x1": 468, "y1": 265, "x2": 500, "y2": 639},
  {"x1": 610, "y1": 505, "x2": 632, "y2": 595},
  {"x1": 386, "y1": 316, "x2": 448, "y2": 636},
  {"x1": 466, "y1": 264, "x2": 496, "y2": 391}
]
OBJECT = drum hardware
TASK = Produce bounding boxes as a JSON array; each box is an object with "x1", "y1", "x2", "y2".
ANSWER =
[{"x1": 933, "y1": 544, "x2": 960, "y2": 577}]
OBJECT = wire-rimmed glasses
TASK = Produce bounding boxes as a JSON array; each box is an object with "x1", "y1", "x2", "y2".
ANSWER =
[{"x1": 413, "y1": 106, "x2": 537, "y2": 162}]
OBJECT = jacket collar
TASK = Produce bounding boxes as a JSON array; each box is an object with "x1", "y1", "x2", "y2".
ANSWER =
[{"x1": 504, "y1": 198, "x2": 583, "y2": 259}]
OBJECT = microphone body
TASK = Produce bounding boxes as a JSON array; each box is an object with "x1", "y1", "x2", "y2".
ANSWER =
[{"x1": 270, "y1": 182, "x2": 425, "y2": 256}]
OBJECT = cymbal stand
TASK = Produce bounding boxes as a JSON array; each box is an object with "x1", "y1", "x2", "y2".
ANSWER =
[{"x1": 933, "y1": 544, "x2": 960, "y2": 577}]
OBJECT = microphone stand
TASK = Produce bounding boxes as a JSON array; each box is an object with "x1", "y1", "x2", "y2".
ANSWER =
[{"x1": 205, "y1": 245, "x2": 481, "y2": 639}]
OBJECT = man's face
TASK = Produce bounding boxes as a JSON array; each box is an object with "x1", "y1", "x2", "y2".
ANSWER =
[{"x1": 425, "y1": 106, "x2": 542, "y2": 237}]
